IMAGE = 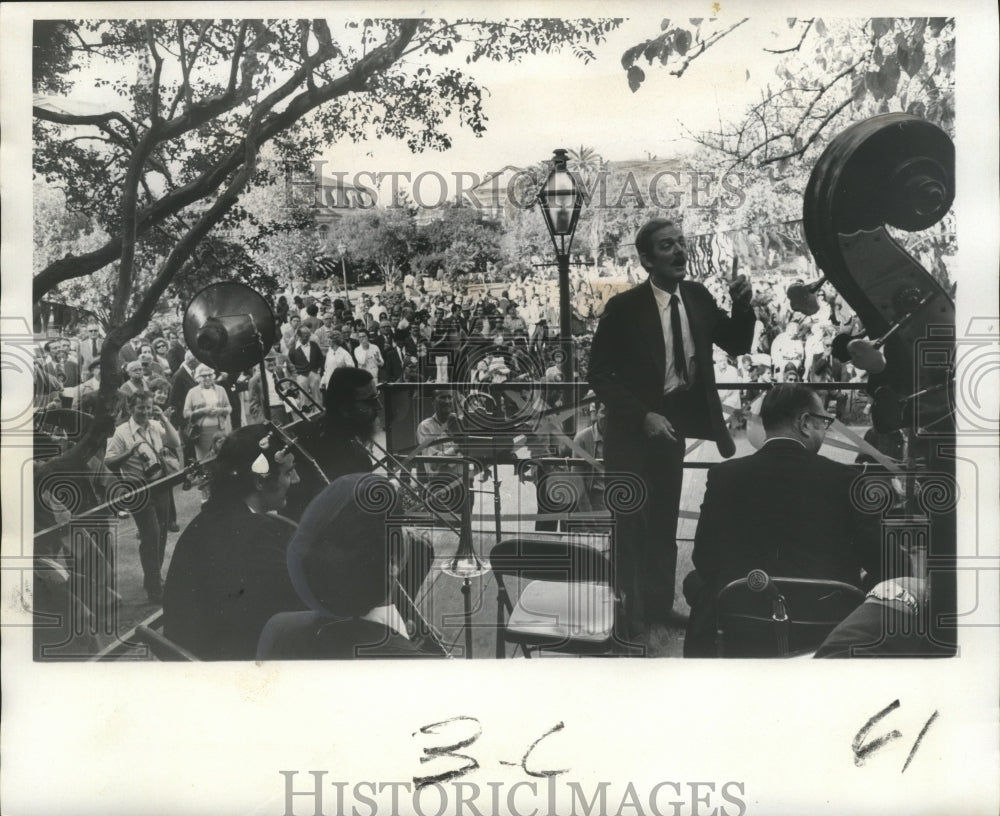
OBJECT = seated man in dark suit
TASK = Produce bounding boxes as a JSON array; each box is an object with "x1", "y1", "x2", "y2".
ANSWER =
[
  {"x1": 684, "y1": 383, "x2": 906, "y2": 657},
  {"x1": 257, "y1": 473, "x2": 443, "y2": 659}
]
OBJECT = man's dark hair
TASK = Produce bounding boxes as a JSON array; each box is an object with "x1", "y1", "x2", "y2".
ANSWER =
[
  {"x1": 306, "y1": 303, "x2": 319, "y2": 317},
  {"x1": 126, "y1": 388, "x2": 152, "y2": 409},
  {"x1": 760, "y1": 384, "x2": 819, "y2": 431},
  {"x1": 634, "y1": 218, "x2": 679, "y2": 258},
  {"x1": 392, "y1": 328, "x2": 409, "y2": 345},
  {"x1": 324, "y1": 367, "x2": 374, "y2": 418}
]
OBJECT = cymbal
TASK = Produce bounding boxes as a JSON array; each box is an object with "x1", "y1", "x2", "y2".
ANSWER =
[{"x1": 183, "y1": 282, "x2": 276, "y2": 374}]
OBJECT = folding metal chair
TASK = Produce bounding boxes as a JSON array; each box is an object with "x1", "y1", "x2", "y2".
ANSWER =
[{"x1": 489, "y1": 536, "x2": 620, "y2": 658}]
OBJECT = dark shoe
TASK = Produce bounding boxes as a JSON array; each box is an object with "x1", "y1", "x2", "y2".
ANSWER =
[{"x1": 166, "y1": 522, "x2": 180, "y2": 533}]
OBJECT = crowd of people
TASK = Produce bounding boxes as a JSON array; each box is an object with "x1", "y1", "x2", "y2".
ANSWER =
[{"x1": 31, "y1": 214, "x2": 910, "y2": 660}]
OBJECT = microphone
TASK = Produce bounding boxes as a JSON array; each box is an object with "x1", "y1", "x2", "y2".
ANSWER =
[{"x1": 747, "y1": 569, "x2": 788, "y2": 622}]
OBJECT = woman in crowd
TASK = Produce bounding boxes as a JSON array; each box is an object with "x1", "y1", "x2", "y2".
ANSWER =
[
  {"x1": 183, "y1": 364, "x2": 232, "y2": 461},
  {"x1": 150, "y1": 338, "x2": 173, "y2": 376},
  {"x1": 162, "y1": 425, "x2": 304, "y2": 660}
]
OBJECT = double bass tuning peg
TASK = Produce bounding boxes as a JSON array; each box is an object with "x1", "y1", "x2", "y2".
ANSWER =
[{"x1": 843, "y1": 290, "x2": 938, "y2": 374}]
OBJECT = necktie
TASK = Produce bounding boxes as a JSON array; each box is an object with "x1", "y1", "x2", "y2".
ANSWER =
[
  {"x1": 92, "y1": 339, "x2": 98, "y2": 356},
  {"x1": 669, "y1": 294, "x2": 687, "y2": 382}
]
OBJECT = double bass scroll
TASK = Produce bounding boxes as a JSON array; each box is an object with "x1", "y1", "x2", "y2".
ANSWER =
[{"x1": 802, "y1": 113, "x2": 955, "y2": 433}]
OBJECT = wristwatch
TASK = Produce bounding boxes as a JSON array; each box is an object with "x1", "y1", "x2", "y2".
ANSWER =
[{"x1": 866, "y1": 581, "x2": 921, "y2": 616}]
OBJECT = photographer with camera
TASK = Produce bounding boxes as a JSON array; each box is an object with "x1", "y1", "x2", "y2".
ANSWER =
[{"x1": 105, "y1": 390, "x2": 181, "y2": 603}]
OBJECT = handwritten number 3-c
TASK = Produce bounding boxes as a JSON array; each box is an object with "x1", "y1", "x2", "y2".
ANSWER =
[{"x1": 413, "y1": 717, "x2": 483, "y2": 789}]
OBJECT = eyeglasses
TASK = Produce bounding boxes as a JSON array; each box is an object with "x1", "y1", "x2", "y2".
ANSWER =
[{"x1": 807, "y1": 412, "x2": 836, "y2": 430}]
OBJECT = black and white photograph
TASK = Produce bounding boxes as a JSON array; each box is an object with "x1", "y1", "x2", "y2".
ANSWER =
[{"x1": 2, "y1": 2, "x2": 997, "y2": 814}]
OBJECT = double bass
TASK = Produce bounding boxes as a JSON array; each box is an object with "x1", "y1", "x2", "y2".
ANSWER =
[{"x1": 800, "y1": 113, "x2": 956, "y2": 653}]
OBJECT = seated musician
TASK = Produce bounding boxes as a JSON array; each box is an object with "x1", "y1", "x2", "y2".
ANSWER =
[
  {"x1": 257, "y1": 474, "x2": 443, "y2": 659},
  {"x1": 683, "y1": 384, "x2": 908, "y2": 657},
  {"x1": 162, "y1": 425, "x2": 305, "y2": 660},
  {"x1": 282, "y1": 366, "x2": 379, "y2": 521}
]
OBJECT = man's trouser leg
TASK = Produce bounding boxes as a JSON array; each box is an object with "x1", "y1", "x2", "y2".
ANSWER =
[
  {"x1": 640, "y1": 434, "x2": 685, "y2": 622},
  {"x1": 131, "y1": 499, "x2": 162, "y2": 593}
]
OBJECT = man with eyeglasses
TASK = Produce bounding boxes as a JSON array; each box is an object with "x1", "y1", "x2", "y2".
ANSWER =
[{"x1": 683, "y1": 383, "x2": 904, "y2": 657}]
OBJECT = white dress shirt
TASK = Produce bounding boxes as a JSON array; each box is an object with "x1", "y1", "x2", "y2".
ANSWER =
[{"x1": 650, "y1": 281, "x2": 696, "y2": 394}]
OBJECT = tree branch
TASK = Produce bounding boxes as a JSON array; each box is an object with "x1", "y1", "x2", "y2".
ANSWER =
[
  {"x1": 33, "y1": 106, "x2": 138, "y2": 144},
  {"x1": 670, "y1": 18, "x2": 750, "y2": 78},
  {"x1": 758, "y1": 95, "x2": 854, "y2": 166},
  {"x1": 33, "y1": 19, "x2": 420, "y2": 302},
  {"x1": 144, "y1": 22, "x2": 164, "y2": 124},
  {"x1": 763, "y1": 19, "x2": 814, "y2": 54}
]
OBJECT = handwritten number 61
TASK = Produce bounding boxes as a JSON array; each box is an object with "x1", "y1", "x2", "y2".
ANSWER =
[{"x1": 853, "y1": 699, "x2": 939, "y2": 773}]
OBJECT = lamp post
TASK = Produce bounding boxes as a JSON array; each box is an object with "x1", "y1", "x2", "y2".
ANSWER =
[
  {"x1": 337, "y1": 242, "x2": 350, "y2": 308},
  {"x1": 537, "y1": 148, "x2": 583, "y2": 382}
]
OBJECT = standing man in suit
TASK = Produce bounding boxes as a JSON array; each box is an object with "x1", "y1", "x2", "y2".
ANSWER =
[
  {"x1": 683, "y1": 384, "x2": 899, "y2": 656},
  {"x1": 589, "y1": 218, "x2": 755, "y2": 641},
  {"x1": 79, "y1": 323, "x2": 104, "y2": 370},
  {"x1": 247, "y1": 351, "x2": 289, "y2": 426},
  {"x1": 287, "y1": 326, "x2": 324, "y2": 406}
]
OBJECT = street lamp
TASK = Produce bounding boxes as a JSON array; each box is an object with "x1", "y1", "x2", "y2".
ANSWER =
[
  {"x1": 337, "y1": 242, "x2": 350, "y2": 308},
  {"x1": 537, "y1": 148, "x2": 583, "y2": 381}
]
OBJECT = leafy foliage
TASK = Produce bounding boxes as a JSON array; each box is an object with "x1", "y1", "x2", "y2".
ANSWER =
[
  {"x1": 32, "y1": 16, "x2": 621, "y2": 464},
  {"x1": 622, "y1": 17, "x2": 954, "y2": 170}
]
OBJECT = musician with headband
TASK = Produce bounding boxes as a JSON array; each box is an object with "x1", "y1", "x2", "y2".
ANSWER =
[
  {"x1": 162, "y1": 425, "x2": 305, "y2": 660},
  {"x1": 257, "y1": 474, "x2": 444, "y2": 659}
]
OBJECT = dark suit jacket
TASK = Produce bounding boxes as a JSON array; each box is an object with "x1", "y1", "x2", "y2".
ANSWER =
[
  {"x1": 288, "y1": 341, "x2": 323, "y2": 376},
  {"x1": 163, "y1": 499, "x2": 306, "y2": 660},
  {"x1": 588, "y1": 279, "x2": 755, "y2": 458},
  {"x1": 118, "y1": 342, "x2": 140, "y2": 368},
  {"x1": 813, "y1": 600, "x2": 944, "y2": 658},
  {"x1": 685, "y1": 440, "x2": 896, "y2": 655},
  {"x1": 169, "y1": 366, "x2": 197, "y2": 427},
  {"x1": 379, "y1": 345, "x2": 407, "y2": 383}
]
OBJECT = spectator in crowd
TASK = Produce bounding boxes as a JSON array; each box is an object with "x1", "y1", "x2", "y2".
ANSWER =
[
  {"x1": 105, "y1": 390, "x2": 181, "y2": 603},
  {"x1": 769, "y1": 320, "x2": 806, "y2": 378},
  {"x1": 320, "y1": 329, "x2": 356, "y2": 390},
  {"x1": 302, "y1": 302, "x2": 323, "y2": 332},
  {"x1": 280, "y1": 314, "x2": 302, "y2": 355},
  {"x1": 287, "y1": 325, "x2": 324, "y2": 406},
  {"x1": 150, "y1": 338, "x2": 173, "y2": 375},
  {"x1": 117, "y1": 361, "x2": 148, "y2": 419},
  {"x1": 79, "y1": 323, "x2": 104, "y2": 370},
  {"x1": 149, "y1": 375, "x2": 183, "y2": 533},
  {"x1": 118, "y1": 335, "x2": 144, "y2": 369},
  {"x1": 183, "y1": 364, "x2": 233, "y2": 461},
  {"x1": 248, "y1": 350, "x2": 290, "y2": 426},
  {"x1": 353, "y1": 329, "x2": 384, "y2": 381}
]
